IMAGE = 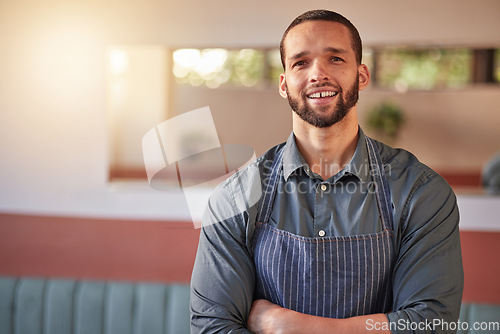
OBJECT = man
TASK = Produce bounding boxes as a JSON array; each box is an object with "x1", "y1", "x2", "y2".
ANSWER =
[{"x1": 190, "y1": 10, "x2": 463, "y2": 334}]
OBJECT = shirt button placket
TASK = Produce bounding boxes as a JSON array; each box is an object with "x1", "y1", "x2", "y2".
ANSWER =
[{"x1": 316, "y1": 183, "x2": 329, "y2": 237}]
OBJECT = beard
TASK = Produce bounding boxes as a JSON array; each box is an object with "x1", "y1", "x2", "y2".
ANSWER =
[{"x1": 286, "y1": 73, "x2": 360, "y2": 128}]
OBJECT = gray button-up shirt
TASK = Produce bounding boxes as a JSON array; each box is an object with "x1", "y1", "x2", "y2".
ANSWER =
[{"x1": 191, "y1": 128, "x2": 463, "y2": 333}]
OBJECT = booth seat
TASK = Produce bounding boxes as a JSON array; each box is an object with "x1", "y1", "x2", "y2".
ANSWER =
[
  {"x1": 458, "y1": 303, "x2": 500, "y2": 334},
  {"x1": 0, "y1": 277, "x2": 190, "y2": 334},
  {"x1": 1, "y1": 276, "x2": 500, "y2": 334}
]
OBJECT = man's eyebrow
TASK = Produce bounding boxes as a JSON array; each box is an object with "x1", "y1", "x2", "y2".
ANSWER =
[
  {"x1": 289, "y1": 51, "x2": 310, "y2": 62},
  {"x1": 324, "y1": 47, "x2": 349, "y2": 54}
]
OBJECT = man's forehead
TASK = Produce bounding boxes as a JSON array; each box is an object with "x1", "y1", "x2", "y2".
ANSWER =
[{"x1": 283, "y1": 20, "x2": 352, "y2": 57}]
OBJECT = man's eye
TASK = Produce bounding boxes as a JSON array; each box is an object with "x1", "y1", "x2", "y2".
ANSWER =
[
  {"x1": 292, "y1": 60, "x2": 306, "y2": 68},
  {"x1": 331, "y1": 56, "x2": 343, "y2": 62}
]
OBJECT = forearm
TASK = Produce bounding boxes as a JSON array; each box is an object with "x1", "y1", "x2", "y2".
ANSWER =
[
  {"x1": 277, "y1": 310, "x2": 391, "y2": 334},
  {"x1": 248, "y1": 299, "x2": 391, "y2": 334}
]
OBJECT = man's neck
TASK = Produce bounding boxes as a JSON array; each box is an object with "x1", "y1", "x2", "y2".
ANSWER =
[{"x1": 292, "y1": 111, "x2": 359, "y2": 180}]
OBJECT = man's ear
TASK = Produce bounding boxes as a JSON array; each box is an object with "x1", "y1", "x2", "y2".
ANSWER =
[
  {"x1": 358, "y1": 64, "x2": 370, "y2": 91},
  {"x1": 279, "y1": 73, "x2": 288, "y2": 99}
]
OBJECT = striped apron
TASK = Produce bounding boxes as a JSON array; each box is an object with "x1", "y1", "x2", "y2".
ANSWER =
[{"x1": 253, "y1": 137, "x2": 395, "y2": 318}]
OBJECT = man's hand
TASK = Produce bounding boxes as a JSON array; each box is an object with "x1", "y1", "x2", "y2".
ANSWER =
[
  {"x1": 247, "y1": 299, "x2": 392, "y2": 334},
  {"x1": 247, "y1": 299, "x2": 287, "y2": 334}
]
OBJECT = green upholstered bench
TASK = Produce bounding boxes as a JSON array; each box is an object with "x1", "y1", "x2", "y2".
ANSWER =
[
  {"x1": 0, "y1": 277, "x2": 190, "y2": 334},
  {"x1": 2, "y1": 276, "x2": 500, "y2": 334}
]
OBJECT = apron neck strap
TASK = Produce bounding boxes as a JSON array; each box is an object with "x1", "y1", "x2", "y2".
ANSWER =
[
  {"x1": 365, "y1": 136, "x2": 394, "y2": 231},
  {"x1": 256, "y1": 147, "x2": 284, "y2": 223}
]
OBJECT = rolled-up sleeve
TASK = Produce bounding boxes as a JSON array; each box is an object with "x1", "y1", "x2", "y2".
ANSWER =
[
  {"x1": 190, "y1": 179, "x2": 257, "y2": 333},
  {"x1": 386, "y1": 171, "x2": 464, "y2": 334}
]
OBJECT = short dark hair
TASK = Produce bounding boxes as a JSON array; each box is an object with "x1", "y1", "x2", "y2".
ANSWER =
[{"x1": 280, "y1": 10, "x2": 363, "y2": 68}]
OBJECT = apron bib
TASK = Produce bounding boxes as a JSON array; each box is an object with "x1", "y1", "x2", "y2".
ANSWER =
[{"x1": 253, "y1": 137, "x2": 395, "y2": 318}]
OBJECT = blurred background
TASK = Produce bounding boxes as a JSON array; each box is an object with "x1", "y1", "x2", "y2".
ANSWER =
[{"x1": 1, "y1": 0, "x2": 500, "y2": 331}]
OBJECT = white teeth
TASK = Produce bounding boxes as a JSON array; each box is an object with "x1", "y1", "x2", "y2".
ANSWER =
[{"x1": 308, "y1": 91, "x2": 337, "y2": 99}]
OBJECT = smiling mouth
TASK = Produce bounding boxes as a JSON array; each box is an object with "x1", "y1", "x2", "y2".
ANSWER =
[{"x1": 307, "y1": 91, "x2": 338, "y2": 99}]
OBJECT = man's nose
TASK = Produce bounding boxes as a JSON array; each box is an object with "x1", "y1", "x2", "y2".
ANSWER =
[{"x1": 309, "y1": 61, "x2": 330, "y2": 83}]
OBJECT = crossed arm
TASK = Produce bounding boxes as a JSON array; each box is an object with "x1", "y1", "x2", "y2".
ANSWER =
[{"x1": 248, "y1": 299, "x2": 391, "y2": 334}]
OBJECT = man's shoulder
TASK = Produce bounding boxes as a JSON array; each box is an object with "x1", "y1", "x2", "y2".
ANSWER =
[
  {"x1": 374, "y1": 139, "x2": 450, "y2": 191},
  {"x1": 373, "y1": 139, "x2": 458, "y2": 233}
]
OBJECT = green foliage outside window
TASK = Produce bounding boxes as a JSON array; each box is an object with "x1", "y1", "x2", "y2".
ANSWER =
[
  {"x1": 267, "y1": 49, "x2": 283, "y2": 86},
  {"x1": 173, "y1": 48, "x2": 265, "y2": 88},
  {"x1": 375, "y1": 48, "x2": 471, "y2": 91}
]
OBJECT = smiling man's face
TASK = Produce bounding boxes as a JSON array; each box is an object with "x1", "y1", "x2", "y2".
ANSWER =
[{"x1": 279, "y1": 20, "x2": 369, "y2": 128}]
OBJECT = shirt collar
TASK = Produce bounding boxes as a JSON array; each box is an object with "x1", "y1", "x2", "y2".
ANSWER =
[
  {"x1": 282, "y1": 127, "x2": 371, "y2": 184},
  {"x1": 282, "y1": 132, "x2": 307, "y2": 180}
]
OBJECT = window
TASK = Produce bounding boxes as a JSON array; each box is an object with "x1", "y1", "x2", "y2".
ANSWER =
[
  {"x1": 373, "y1": 48, "x2": 471, "y2": 91},
  {"x1": 267, "y1": 49, "x2": 283, "y2": 85},
  {"x1": 172, "y1": 46, "x2": 499, "y2": 91},
  {"x1": 173, "y1": 48, "x2": 267, "y2": 88},
  {"x1": 173, "y1": 48, "x2": 287, "y2": 88}
]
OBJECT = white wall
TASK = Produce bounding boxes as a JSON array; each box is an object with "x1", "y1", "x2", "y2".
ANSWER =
[{"x1": 0, "y1": 0, "x2": 499, "y2": 221}]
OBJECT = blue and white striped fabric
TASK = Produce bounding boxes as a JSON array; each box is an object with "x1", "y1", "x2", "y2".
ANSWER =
[{"x1": 253, "y1": 136, "x2": 395, "y2": 318}]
